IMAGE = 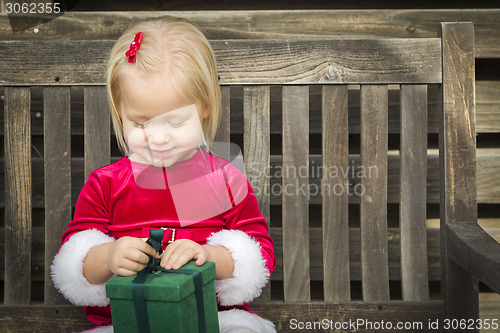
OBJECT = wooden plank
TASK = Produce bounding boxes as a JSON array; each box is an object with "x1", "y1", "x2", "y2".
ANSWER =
[
  {"x1": 0, "y1": 305, "x2": 93, "y2": 333},
  {"x1": 243, "y1": 86, "x2": 271, "y2": 301},
  {"x1": 43, "y1": 87, "x2": 72, "y2": 305},
  {"x1": 322, "y1": 85, "x2": 350, "y2": 301},
  {"x1": 213, "y1": 86, "x2": 231, "y2": 160},
  {"x1": 0, "y1": 9, "x2": 498, "y2": 58},
  {"x1": 251, "y1": 301, "x2": 444, "y2": 333},
  {"x1": 360, "y1": 85, "x2": 390, "y2": 301},
  {"x1": 476, "y1": 81, "x2": 500, "y2": 133},
  {"x1": 0, "y1": 302, "x2": 446, "y2": 333},
  {"x1": 447, "y1": 223, "x2": 500, "y2": 294},
  {"x1": 0, "y1": 39, "x2": 442, "y2": 86},
  {"x1": 3, "y1": 87, "x2": 31, "y2": 305},
  {"x1": 399, "y1": 85, "x2": 429, "y2": 301},
  {"x1": 84, "y1": 86, "x2": 110, "y2": 180},
  {"x1": 282, "y1": 86, "x2": 310, "y2": 301},
  {"x1": 4, "y1": 300, "x2": 494, "y2": 333},
  {"x1": 439, "y1": 22, "x2": 478, "y2": 324},
  {"x1": 5, "y1": 227, "x2": 500, "y2": 283}
]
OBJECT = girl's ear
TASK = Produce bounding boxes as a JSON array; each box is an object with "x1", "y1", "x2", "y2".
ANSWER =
[{"x1": 202, "y1": 106, "x2": 210, "y2": 119}]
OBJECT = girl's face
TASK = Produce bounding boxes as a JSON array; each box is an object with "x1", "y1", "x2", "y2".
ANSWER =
[{"x1": 118, "y1": 69, "x2": 208, "y2": 168}]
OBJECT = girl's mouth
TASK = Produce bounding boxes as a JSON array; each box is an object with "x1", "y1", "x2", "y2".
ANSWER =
[{"x1": 150, "y1": 148, "x2": 174, "y2": 158}]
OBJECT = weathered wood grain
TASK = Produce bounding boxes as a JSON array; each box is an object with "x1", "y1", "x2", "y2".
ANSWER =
[
  {"x1": 243, "y1": 86, "x2": 271, "y2": 301},
  {"x1": 439, "y1": 22, "x2": 478, "y2": 324},
  {"x1": 83, "y1": 86, "x2": 110, "y2": 180},
  {"x1": 3, "y1": 87, "x2": 32, "y2": 305},
  {"x1": 400, "y1": 85, "x2": 429, "y2": 301},
  {"x1": 0, "y1": 39, "x2": 442, "y2": 85},
  {"x1": 322, "y1": 85, "x2": 350, "y2": 301},
  {"x1": 213, "y1": 86, "x2": 230, "y2": 158},
  {"x1": 360, "y1": 85, "x2": 390, "y2": 301},
  {"x1": 0, "y1": 300, "x2": 495, "y2": 333},
  {"x1": 0, "y1": 305, "x2": 93, "y2": 333},
  {"x1": 447, "y1": 223, "x2": 500, "y2": 294},
  {"x1": 251, "y1": 301, "x2": 444, "y2": 333},
  {"x1": 0, "y1": 10, "x2": 498, "y2": 58},
  {"x1": 282, "y1": 86, "x2": 310, "y2": 302},
  {"x1": 43, "y1": 87, "x2": 72, "y2": 305}
]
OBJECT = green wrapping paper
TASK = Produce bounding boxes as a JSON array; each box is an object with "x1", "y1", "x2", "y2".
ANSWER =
[
  {"x1": 106, "y1": 260, "x2": 219, "y2": 333},
  {"x1": 105, "y1": 230, "x2": 219, "y2": 332}
]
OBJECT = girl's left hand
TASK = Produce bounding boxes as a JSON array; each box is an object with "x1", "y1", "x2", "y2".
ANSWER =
[{"x1": 160, "y1": 239, "x2": 211, "y2": 269}]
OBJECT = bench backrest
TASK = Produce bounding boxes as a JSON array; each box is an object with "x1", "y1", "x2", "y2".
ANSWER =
[{"x1": 0, "y1": 22, "x2": 474, "y2": 313}]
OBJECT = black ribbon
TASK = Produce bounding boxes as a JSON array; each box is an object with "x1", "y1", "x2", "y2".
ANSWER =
[{"x1": 131, "y1": 229, "x2": 207, "y2": 333}]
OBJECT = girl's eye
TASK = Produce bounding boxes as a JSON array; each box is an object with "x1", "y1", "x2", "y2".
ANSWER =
[
  {"x1": 169, "y1": 121, "x2": 185, "y2": 127},
  {"x1": 135, "y1": 120, "x2": 151, "y2": 128}
]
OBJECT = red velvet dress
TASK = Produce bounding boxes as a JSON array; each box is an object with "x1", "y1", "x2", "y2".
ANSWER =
[{"x1": 61, "y1": 149, "x2": 276, "y2": 326}]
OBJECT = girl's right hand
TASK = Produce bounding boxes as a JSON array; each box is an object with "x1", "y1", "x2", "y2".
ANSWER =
[{"x1": 106, "y1": 236, "x2": 158, "y2": 277}]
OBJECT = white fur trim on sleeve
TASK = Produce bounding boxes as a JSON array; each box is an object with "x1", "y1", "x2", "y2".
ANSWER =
[
  {"x1": 218, "y1": 309, "x2": 276, "y2": 333},
  {"x1": 206, "y1": 229, "x2": 270, "y2": 306},
  {"x1": 50, "y1": 229, "x2": 115, "y2": 306}
]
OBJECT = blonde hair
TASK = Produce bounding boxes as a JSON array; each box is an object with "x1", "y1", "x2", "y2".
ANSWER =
[{"x1": 106, "y1": 15, "x2": 221, "y2": 155}]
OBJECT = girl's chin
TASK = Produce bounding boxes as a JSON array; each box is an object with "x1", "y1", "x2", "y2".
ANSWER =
[{"x1": 129, "y1": 148, "x2": 197, "y2": 167}]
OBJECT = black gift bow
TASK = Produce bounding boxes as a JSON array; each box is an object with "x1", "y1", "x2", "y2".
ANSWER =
[{"x1": 131, "y1": 229, "x2": 207, "y2": 333}]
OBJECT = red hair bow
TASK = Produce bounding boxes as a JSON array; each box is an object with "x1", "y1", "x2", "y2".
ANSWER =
[{"x1": 125, "y1": 32, "x2": 143, "y2": 63}]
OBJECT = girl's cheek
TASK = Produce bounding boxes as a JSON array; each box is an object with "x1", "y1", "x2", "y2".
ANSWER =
[{"x1": 126, "y1": 126, "x2": 147, "y2": 153}]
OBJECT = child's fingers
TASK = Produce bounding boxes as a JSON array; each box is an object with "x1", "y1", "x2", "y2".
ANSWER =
[
  {"x1": 169, "y1": 249, "x2": 196, "y2": 269},
  {"x1": 194, "y1": 253, "x2": 208, "y2": 266},
  {"x1": 115, "y1": 258, "x2": 147, "y2": 276},
  {"x1": 160, "y1": 241, "x2": 180, "y2": 268},
  {"x1": 132, "y1": 238, "x2": 158, "y2": 258}
]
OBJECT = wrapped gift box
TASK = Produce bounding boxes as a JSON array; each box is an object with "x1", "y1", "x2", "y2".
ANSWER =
[{"x1": 105, "y1": 261, "x2": 219, "y2": 333}]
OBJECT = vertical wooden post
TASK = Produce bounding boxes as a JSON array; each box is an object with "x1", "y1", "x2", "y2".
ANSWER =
[
  {"x1": 243, "y1": 86, "x2": 271, "y2": 301},
  {"x1": 322, "y1": 85, "x2": 350, "y2": 301},
  {"x1": 214, "y1": 86, "x2": 231, "y2": 160},
  {"x1": 360, "y1": 84, "x2": 390, "y2": 301},
  {"x1": 400, "y1": 84, "x2": 429, "y2": 301},
  {"x1": 84, "y1": 86, "x2": 110, "y2": 180},
  {"x1": 282, "y1": 86, "x2": 310, "y2": 302},
  {"x1": 44, "y1": 87, "x2": 72, "y2": 304},
  {"x1": 438, "y1": 22, "x2": 478, "y2": 329},
  {"x1": 4, "y1": 87, "x2": 32, "y2": 305}
]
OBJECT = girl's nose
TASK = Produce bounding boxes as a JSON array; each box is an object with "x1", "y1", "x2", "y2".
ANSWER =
[{"x1": 145, "y1": 123, "x2": 170, "y2": 146}]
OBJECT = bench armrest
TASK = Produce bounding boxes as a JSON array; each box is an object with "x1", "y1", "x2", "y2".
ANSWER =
[{"x1": 446, "y1": 222, "x2": 500, "y2": 293}]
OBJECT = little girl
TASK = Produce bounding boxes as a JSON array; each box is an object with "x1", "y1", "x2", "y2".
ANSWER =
[{"x1": 51, "y1": 15, "x2": 276, "y2": 333}]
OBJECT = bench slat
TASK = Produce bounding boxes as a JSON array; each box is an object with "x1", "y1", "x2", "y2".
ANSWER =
[
  {"x1": 0, "y1": 39, "x2": 442, "y2": 86},
  {"x1": 243, "y1": 86, "x2": 271, "y2": 301},
  {"x1": 400, "y1": 84, "x2": 430, "y2": 301},
  {"x1": 439, "y1": 22, "x2": 479, "y2": 322},
  {"x1": 282, "y1": 86, "x2": 310, "y2": 302},
  {"x1": 360, "y1": 84, "x2": 390, "y2": 301},
  {"x1": 213, "y1": 86, "x2": 231, "y2": 156},
  {"x1": 84, "y1": 86, "x2": 110, "y2": 181},
  {"x1": 322, "y1": 85, "x2": 350, "y2": 301},
  {"x1": 43, "y1": 87, "x2": 72, "y2": 305},
  {"x1": 4, "y1": 87, "x2": 32, "y2": 305}
]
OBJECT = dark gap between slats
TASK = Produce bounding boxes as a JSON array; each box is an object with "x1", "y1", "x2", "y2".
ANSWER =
[{"x1": 476, "y1": 59, "x2": 500, "y2": 81}]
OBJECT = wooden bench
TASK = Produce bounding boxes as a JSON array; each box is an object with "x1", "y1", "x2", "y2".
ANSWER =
[{"x1": 1, "y1": 21, "x2": 499, "y2": 332}]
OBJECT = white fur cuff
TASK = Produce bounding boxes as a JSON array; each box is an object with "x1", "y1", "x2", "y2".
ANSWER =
[
  {"x1": 51, "y1": 229, "x2": 115, "y2": 306},
  {"x1": 207, "y1": 230, "x2": 270, "y2": 306},
  {"x1": 219, "y1": 309, "x2": 276, "y2": 333}
]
